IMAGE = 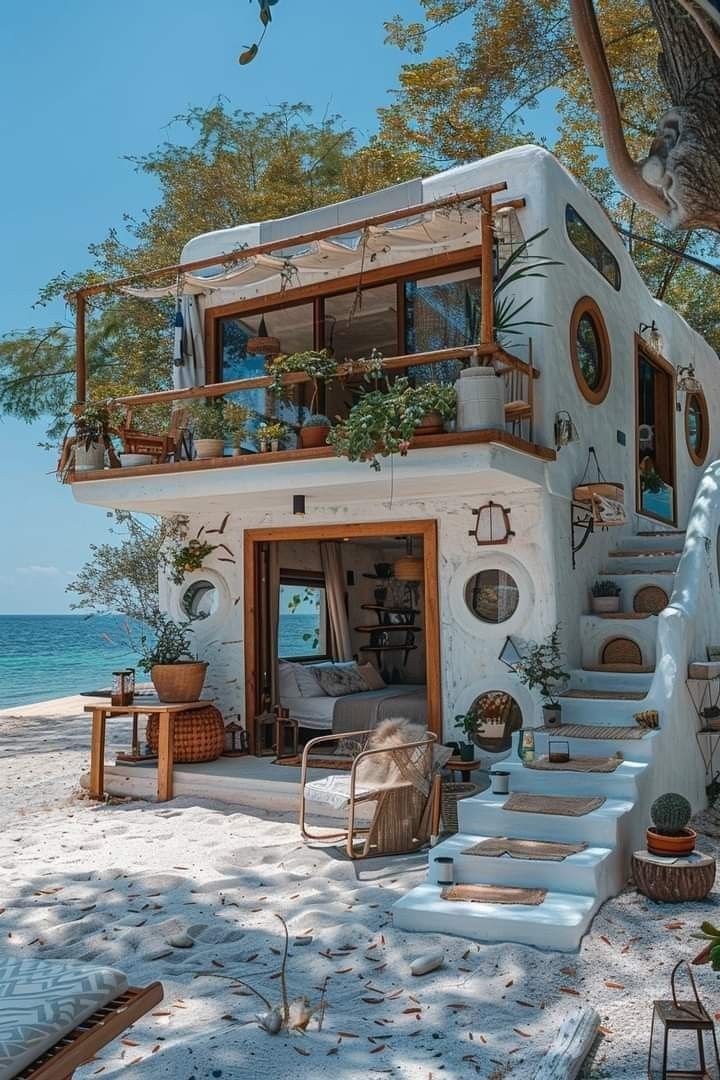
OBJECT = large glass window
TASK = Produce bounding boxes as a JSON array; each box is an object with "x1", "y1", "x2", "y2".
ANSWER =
[
  {"x1": 324, "y1": 283, "x2": 398, "y2": 362},
  {"x1": 278, "y1": 574, "x2": 329, "y2": 660},
  {"x1": 565, "y1": 205, "x2": 621, "y2": 291},
  {"x1": 405, "y1": 267, "x2": 480, "y2": 384}
]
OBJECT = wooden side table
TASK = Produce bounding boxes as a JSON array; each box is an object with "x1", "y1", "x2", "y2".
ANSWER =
[
  {"x1": 446, "y1": 756, "x2": 480, "y2": 783},
  {"x1": 84, "y1": 699, "x2": 210, "y2": 802},
  {"x1": 632, "y1": 849, "x2": 716, "y2": 902}
]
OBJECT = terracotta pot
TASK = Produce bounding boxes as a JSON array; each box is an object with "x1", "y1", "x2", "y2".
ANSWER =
[
  {"x1": 591, "y1": 595, "x2": 621, "y2": 614},
  {"x1": 299, "y1": 424, "x2": 331, "y2": 449},
  {"x1": 194, "y1": 438, "x2": 225, "y2": 460},
  {"x1": 646, "y1": 826, "x2": 697, "y2": 857},
  {"x1": 415, "y1": 410, "x2": 445, "y2": 437},
  {"x1": 151, "y1": 661, "x2": 208, "y2": 703}
]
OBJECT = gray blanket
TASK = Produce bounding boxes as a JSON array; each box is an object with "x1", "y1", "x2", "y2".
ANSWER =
[{"x1": 332, "y1": 685, "x2": 428, "y2": 735}]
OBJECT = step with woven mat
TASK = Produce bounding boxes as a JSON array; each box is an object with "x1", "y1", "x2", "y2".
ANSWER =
[
  {"x1": 503, "y1": 793, "x2": 605, "y2": 816},
  {"x1": 524, "y1": 754, "x2": 622, "y2": 773},
  {"x1": 538, "y1": 722, "x2": 647, "y2": 740},
  {"x1": 441, "y1": 884, "x2": 546, "y2": 906},
  {"x1": 462, "y1": 837, "x2": 587, "y2": 861}
]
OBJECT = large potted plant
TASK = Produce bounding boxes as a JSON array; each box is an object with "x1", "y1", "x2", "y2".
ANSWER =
[
  {"x1": 72, "y1": 404, "x2": 114, "y2": 472},
  {"x1": 328, "y1": 378, "x2": 456, "y2": 471},
  {"x1": 190, "y1": 400, "x2": 226, "y2": 459},
  {"x1": 512, "y1": 625, "x2": 569, "y2": 727},
  {"x1": 139, "y1": 615, "x2": 208, "y2": 703},
  {"x1": 590, "y1": 579, "x2": 622, "y2": 614},
  {"x1": 646, "y1": 793, "x2": 696, "y2": 856},
  {"x1": 268, "y1": 349, "x2": 338, "y2": 448}
]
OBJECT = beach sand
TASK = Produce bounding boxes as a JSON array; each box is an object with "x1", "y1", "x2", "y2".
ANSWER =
[{"x1": 1, "y1": 695, "x2": 719, "y2": 1078}]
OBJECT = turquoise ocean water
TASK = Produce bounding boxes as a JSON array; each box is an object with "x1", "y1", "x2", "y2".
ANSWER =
[{"x1": 0, "y1": 612, "x2": 320, "y2": 710}]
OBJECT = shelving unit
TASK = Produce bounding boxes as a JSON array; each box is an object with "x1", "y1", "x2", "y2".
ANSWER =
[{"x1": 355, "y1": 600, "x2": 422, "y2": 668}]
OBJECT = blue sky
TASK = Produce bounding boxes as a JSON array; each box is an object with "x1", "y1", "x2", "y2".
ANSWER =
[{"x1": 0, "y1": 0, "x2": 542, "y2": 613}]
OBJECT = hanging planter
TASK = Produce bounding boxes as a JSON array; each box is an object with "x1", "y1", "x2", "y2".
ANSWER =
[{"x1": 573, "y1": 448, "x2": 626, "y2": 526}]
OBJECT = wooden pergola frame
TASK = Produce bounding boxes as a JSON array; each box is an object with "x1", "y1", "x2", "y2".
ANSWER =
[{"x1": 71, "y1": 181, "x2": 521, "y2": 404}]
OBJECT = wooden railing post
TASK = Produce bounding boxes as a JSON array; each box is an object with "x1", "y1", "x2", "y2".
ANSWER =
[
  {"x1": 75, "y1": 292, "x2": 87, "y2": 405},
  {"x1": 479, "y1": 193, "x2": 495, "y2": 345}
]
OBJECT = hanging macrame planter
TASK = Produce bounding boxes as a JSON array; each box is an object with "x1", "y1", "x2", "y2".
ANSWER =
[{"x1": 573, "y1": 446, "x2": 626, "y2": 527}]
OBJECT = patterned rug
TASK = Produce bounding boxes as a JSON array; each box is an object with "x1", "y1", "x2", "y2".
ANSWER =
[
  {"x1": 525, "y1": 754, "x2": 622, "y2": 773},
  {"x1": 441, "y1": 884, "x2": 546, "y2": 906},
  {"x1": 462, "y1": 837, "x2": 587, "y2": 861},
  {"x1": 538, "y1": 723, "x2": 647, "y2": 740},
  {"x1": 503, "y1": 793, "x2": 605, "y2": 816}
]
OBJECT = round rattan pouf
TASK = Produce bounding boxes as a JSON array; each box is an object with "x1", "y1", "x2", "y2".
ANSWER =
[
  {"x1": 632, "y1": 849, "x2": 716, "y2": 902},
  {"x1": 146, "y1": 705, "x2": 225, "y2": 763}
]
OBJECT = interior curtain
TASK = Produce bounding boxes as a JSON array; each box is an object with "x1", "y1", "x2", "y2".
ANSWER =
[
  {"x1": 268, "y1": 543, "x2": 281, "y2": 705},
  {"x1": 173, "y1": 294, "x2": 206, "y2": 390},
  {"x1": 320, "y1": 542, "x2": 353, "y2": 662}
]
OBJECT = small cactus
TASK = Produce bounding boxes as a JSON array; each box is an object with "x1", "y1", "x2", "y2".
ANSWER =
[{"x1": 651, "y1": 792, "x2": 692, "y2": 836}]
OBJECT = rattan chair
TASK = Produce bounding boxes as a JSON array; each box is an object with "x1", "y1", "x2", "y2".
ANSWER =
[{"x1": 299, "y1": 728, "x2": 436, "y2": 859}]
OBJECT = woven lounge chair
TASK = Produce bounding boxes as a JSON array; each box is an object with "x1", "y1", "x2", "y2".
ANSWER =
[
  {"x1": 0, "y1": 956, "x2": 162, "y2": 1079},
  {"x1": 299, "y1": 727, "x2": 437, "y2": 859}
]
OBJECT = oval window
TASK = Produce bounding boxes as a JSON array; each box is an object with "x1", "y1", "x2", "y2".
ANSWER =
[
  {"x1": 468, "y1": 691, "x2": 523, "y2": 752},
  {"x1": 465, "y1": 569, "x2": 519, "y2": 624},
  {"x1": 570, "y1": 297, "x2": 611, "y2": 404},
  {"x1": 685, "y1": 391, "x2": 709, "y2": 465},
  {"x1": 182, "y1": 580, "x2": 219, "y2": 620}
]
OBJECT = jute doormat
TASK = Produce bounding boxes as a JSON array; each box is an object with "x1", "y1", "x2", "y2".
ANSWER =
[
  {"x1": 503, "y1": 793, "x2": 605, "y2": 816},
  {"x1": 462, "y1": 837, "x2": 587, "y2": 861},
  {"x1": 525, "y1": 754, "x2": 622, "y2": 773},
  {"x1": 538, "y1": 723, "x2": 647, "y2": 740},
  {"x1": 274, "y1": 755, "x2": 353, "y2": 770},
  {"x1": 441, "y1": 884, "x2": 546, "y2": 906}
]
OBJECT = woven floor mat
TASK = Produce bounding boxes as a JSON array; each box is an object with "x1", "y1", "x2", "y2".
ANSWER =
[
  {"x1": 462, "y1": 837, "x2": 587, "y2": 861},
  {"x1": 275, "y1": 755, "x2": 352, "y2": 770},
  {"x1": 538, "y1": 723, "x2": 647, "y2": 740},
  {"x1": 441, "y1": 884, "x2": 546, "y2": 906},
  {"x1": 503, "y1": 793, "x2": 605, "y2": 816},
  {"x1": 525, "y1": 754, "x2": 622, "y2": 773}
]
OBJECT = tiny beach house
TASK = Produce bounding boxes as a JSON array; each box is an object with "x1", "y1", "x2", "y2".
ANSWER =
[{"x1": 66, "y1": 145, "x2": 720, "y2": 949}]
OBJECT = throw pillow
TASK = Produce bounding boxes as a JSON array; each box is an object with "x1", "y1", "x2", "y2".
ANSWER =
[
  {"x1": 293, "y1": 664, "x2": 327, "y2": 698},
  {"x1": 357, "y1": 662, "x2": 386, "y2": 690},
  {"x1": 315, "y1": 663, "x2": 369, "y2": 697}
]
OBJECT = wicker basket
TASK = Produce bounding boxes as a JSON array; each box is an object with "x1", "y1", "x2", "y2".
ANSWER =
[
  {"x1": 633, "y1": 585, "x2": 669, "y2": 614},
  {"x1": 146, "y1": 705, "x2": 225, "y2": 763},
  {"x1": 151, "y1": 661, "x2": 208, "y2": 703},
  {"x1": 601, "y1": 637, "x2": 642, "y2": 666},
  {"x1": 441, "y1": 781, "x2": 482, "y2": 834}
]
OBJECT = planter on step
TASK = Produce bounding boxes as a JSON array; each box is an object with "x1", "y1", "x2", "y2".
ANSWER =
[
  {"x1": 543, "y1": 703, "x2": 562, "y2": 727},
  {"x1": 455, "y1": 366, "x2": 505, "y2": 432},
  {"x1": 591, "y1": 595, "x2": 621, "y2": 614},
  {"x1": 646, "y1": 826, "x2": 697, "y2": 858}
]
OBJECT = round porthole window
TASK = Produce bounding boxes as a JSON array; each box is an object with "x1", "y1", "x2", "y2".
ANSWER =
[
  {"x1": 468, "y1": 691, "x2": 523, "y2": 752},
  {"x1": 685, "y1": 391, "x2": 709, "y2": 466},
  {"x1": 570, "y1": 297, "x2": 611, "y2": 404},
  {"x1": 465, "y1": 569, "x2": 519, "y2": 624},
  {"x1": 181, "y1": 580, "x2": 219, "y2": 620}
]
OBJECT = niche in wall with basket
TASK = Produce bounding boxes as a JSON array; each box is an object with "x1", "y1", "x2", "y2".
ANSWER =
[
  {"x1": 601, "y1": 637, "x2": 643, "y2": 668},
  {"x1": 633, "y1": 585, "x2": 669, "y2": 615}
]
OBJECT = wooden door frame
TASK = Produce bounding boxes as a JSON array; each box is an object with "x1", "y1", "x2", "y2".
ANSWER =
[
  {"x1": 634, "y1": 334, "x2": 677, "y2": 526},
  {"x1": 243, "y1": 519, "x2": 442, "y2": 752}
]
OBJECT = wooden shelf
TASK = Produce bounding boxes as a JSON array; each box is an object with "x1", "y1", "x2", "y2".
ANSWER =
[
  {"x1": 362, "y1": 573, "x2": 396, "y2": 582},
  {"x1": 361, "y1": 604, "x2": 419, "y2": 614},
  {"x1": 354, "y1": 625, "x2": 422, "y2": 633},
  {"x1": 359, "y1": 645, "x2": 419, "y2": 654}
]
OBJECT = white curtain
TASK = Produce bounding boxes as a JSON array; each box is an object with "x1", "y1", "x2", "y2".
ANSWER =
[
  {"x1": 320, "y1": 542, "x2": 353, "y2": 662},
  {"x1": 174, "y1": 295, "x2": 206, "y2": 390}
]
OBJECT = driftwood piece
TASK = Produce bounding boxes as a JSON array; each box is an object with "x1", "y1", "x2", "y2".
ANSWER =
[{"x1": 532, "y1": 1006, "x2": 600, "y2": 1079}]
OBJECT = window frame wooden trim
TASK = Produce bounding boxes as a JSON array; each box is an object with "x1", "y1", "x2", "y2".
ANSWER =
[
  {"x1": 278, "y1": 568, "x2": 332, "y2": 664},
  {"x1": 634, "y1": 334, "x2": 677, "y2": 526},
  {"x1": 685, "y1": 389, "x2": 710, "y2": 467},
  {"x1": 569, "y1": 295, "x2": 612, "y2": 405},
  {"x1": 207, "y1": 246, "x2": 483, "y2": 384}
]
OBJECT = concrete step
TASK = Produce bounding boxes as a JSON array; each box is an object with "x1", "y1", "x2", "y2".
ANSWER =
[
  {"x1": 579, "y1": 613, "x2": 657, "y2": 669},
  {"x1": 605, "y1": 552, "x2": 680, "y2": 573},
  {"x1": 528, "y1": 727, "x2": 657, "y2": 762},
  {"x1": 496, "y1": 757, "x2": 647, "y2": 799},
  {"x1": 595, "y1": 572, "x2": 675, "y2": 615},
  {"x1": 556, "y1": 693, "x2": 649, "y2": 725},
  {"x1": 427, "y1": 832, "x2": 618, "y2": 894},
  {"x1": 568, "y1": 668, "x2": 654, "y2": 694},
  {"x1": 458, "y1": 791, "x2": 633, "y2": 846},
  {"x1": 624, "y1": 533, "x2": 685, "y2": 552},
  {"x1": 582, "y1": 663, "x2": 655, "y2": 674},
  {"x1": 393, "y1": 883, "x2": 598, "y2": 952}
]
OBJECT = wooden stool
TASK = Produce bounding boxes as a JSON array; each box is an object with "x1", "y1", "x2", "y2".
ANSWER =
[
  {"x1": 633, "y1": 849, "x2": 716, "y2": 902},
  {"x1": 275, "y1": 716, "x2": 299, "y2": 759},
  {"x1": 446, "y1": 756, "x2": 480, "y2": 783}
]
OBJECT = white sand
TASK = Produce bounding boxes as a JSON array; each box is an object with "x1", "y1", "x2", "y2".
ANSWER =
[{"x1": 2, "y1": 696, "x2": 720, "y2": 1079}]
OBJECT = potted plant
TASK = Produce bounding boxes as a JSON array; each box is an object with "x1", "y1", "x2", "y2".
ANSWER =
[
  {"x1": 190, "y1": 399, "x2": 226, "y2": 459},
  {"x1": 257, "y1": 419, "x2": 289, "y2": 452},
  {"x1": 167, "y1": 538, "x2": 218, "y2": 586},
  {"x1": 222, "y1": 401, "x2": 252, "y2": 456},
  {"x1": 512, "y1": 625, "x2": 569, "y2": 727},
  {"x1": 72, "y1": 404, "x2": 114, "y2": 472},
  {"x1": 591, "y1": 579, "x2": 622, "y2": 614},
  {"x1": 138, "y1": 615, "x2": 208, "y2": 703},
  {"x1": 646, "y1": 793, "x2": 696, "y2": 856},
  {"x1": 300, "y1": 413, "x2": 332, "y2": 449},
  {"x1": 328, "y1": 378, "x2": 456, "y2": 471},
  {"x1": 453, "y1": 712, "x2": 477, "y2": 761}
]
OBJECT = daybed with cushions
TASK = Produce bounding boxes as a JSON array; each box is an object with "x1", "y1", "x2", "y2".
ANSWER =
[{"x1": 279, "y1": 659, "x2": 427, "y2": 734}]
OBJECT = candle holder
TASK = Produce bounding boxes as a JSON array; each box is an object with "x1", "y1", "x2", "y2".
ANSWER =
[
  {"x1": 491, "y1": 770, "x2": 510, "y2": 794},
  {"x1": 111, "y1": 670, "x2": 133, "y2": 707},
  {"x1": 548, "y1": 739, "x2": 570, "y2": 764},
  {"x1": 517, "y1": 728, "x2": 535, "y2": 763},
  {"x1": 434, "y1": 856, "x2": 454, "y2": 886}
]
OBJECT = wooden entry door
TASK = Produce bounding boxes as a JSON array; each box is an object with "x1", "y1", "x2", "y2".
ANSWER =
[
  {"x1": 243, "y1": 519, "x2": 442, "y2": 752},
  {"x1": 636, "y1": 341, "x2": 676, "y2": 524}
]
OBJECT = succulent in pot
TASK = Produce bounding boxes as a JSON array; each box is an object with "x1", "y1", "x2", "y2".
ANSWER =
[
  {"x1": 299, "y1": 413, "x2": 332, "y2": 449},
  {"x1": 453, "y1": 711, "x2": 477, "y2": 762},
  {"x1": 591, "y1": 579, "x2": 622, "y2": 614},
  {"x1": 646, "y1": 792, "x2": 696, "y2": 856},
  {"x1": 138, "y1": 615, "x2": 208, "y2": 703},
  {"x1": 190, "y1": 399, "x2": 227, "y2": 459}
]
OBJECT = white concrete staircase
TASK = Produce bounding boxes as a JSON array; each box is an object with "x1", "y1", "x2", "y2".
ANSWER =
[{"x1": 393, "y1": 528, "x2": 684, "y2": 952}]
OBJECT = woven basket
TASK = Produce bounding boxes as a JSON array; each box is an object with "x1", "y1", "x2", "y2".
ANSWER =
[
  {"x1": 633, "y1": 585, "x2": 669, "y2": 614},
  {"x1": 441, "y1": 781, "x2": 482, "y2": 834},
  {"x1": 146, "y1": 705, "x2": 225, "y2": 763},
  {"x1": 601, "y1": 637, "x2": 642, "y2": 666},
  {"x1": 151, "y1": 661, "x2": 208, "y2": 703}
]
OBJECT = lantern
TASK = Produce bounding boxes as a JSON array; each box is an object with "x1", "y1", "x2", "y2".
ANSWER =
[
  {"x1": 247, "y1": 315, "x2": 281, "y2": 357},
  {"x1": 648, "y1": 960, "x2": 720, "y2": 1079},
  {"x1": 223, "y1": 719, "x2": 248, "y2": 757},
  {"x1": 111, "y1": 670, "x2": 133, "y2": 707}
]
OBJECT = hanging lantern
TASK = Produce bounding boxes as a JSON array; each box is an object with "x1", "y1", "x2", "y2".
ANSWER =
[
  {"x1": 247, "y1": 315, "x2": 281, "y2": 357},
  {"x1": 394, "y1": 537, "x2": 423, "y2": 581},
  {"x1": 648, "y1": 960, "x2": 720, "y2": 1078}
]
